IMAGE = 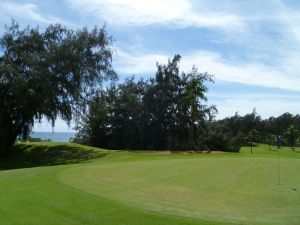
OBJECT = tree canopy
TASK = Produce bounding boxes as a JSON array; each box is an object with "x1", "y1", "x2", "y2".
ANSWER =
[
  {"x1": 75, "y1": 55, "x2": 217, "y2": 150},
  {"x1": 208, "y1": 111, "x2": 300, "y2": 150},
  {"x1": 0, "y1": 21, "x2": 116, "y2": 156}
]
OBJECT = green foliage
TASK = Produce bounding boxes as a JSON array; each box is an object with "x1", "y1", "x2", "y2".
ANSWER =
[
  {"x1": 0, "y1": 21, "x2": 116, "y2": 155},
  {"x1": 247, "y1": 129, "x2": 259, "y2": 143},
  {"x1": 284, "y1": 125, "x2": 299, "y2": 148},
  {"x1": 205, "y1": 122, "x2": 243, "y2": 152},
  {"x1": 212, "y1": 110, "x2": 300, "y2": 149},
  {"x1": 265, "y1": 133, "x2": 276, "y2": 150},
  {"x1": 76, "y1": 55, "x2": 216, "y2": 150}
]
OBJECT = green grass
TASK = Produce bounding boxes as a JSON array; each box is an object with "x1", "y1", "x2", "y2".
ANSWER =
[{"x1": 1, "y1": 143, "x2": 300, "y2": 225}]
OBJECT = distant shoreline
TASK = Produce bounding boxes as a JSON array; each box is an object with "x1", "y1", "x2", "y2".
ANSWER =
[
  {"x1": 31, "y1": 131, "x2": 77, "y2": 133},
  {"x1": 30, "y1": 132, "x2": 77, "y2": 142}
]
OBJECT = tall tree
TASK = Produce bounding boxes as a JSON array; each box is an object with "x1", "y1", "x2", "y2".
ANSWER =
[
  {"x1": 284, "y1": 125, "x2": 299, "y2": 150},
  {"x1": 75, "y1": 55, "x2": 216, "y2": 151},
  {"x1": 266, "y1": 133, "x2": 275, "y2": 150},
  {"x1": 175, "y1": 67, "x2": 216, "y2": 149},
  {"x1": 247, "y1": 129, "x2": 258, "y2": 154},
  {"x1": 0, "y1": 21, "x2": 116, "y2": 156},
  {"x1": 144, "y1": 55, "x2": 182, "y2": 149}
]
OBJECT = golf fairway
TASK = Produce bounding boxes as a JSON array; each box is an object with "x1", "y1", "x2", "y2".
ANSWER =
[{"x1": 1, "y1": 143, "x2": 300, "y2": 225}]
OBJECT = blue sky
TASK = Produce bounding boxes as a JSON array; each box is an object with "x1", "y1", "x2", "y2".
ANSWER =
[{"x1": 1, "y1": 0, "x2": 300, "y2": 132}]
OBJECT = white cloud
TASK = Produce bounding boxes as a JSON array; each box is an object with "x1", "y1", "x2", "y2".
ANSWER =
[
  {"x1": 213, "y1": 94, "x2": 300, "y2": 119},
  {"x1": 114, "y1": 50, "x2": 300, "y2": 92},
  {"x1": 274, "y1": 0, "x2": 300, "y2": 43},
  {"x1": 68, "y1": 0, "x2": 244, "y2": 29},
  {"x1": 0, "y1": 1, "x2": 62, "y2": 24},
  {"x1": 114, "y1": 50, "x2": 168, "y2": 75}
]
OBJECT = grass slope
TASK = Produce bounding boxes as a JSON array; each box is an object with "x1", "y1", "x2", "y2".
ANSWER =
[{"x1": 1, "y1": 143, "x2": 300, "y2": 225}]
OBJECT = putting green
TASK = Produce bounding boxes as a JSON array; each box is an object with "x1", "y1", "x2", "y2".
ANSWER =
[{"x1": 59, "y1": 157, "x2": 300, "y2": 225}]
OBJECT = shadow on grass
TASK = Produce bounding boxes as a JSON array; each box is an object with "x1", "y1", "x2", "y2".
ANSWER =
[{"x1": 0, "y1": 143, "x2": 107, "y2": 170}]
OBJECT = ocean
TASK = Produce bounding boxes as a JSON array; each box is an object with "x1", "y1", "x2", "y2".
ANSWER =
[{"x1": 30, "y1": 132, "x2": 77, "y2": 142}]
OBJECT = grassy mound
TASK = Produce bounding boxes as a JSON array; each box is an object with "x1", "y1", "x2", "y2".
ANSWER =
[{"x1": 0, "y1": 142, "x2": 107, "y2": 170}]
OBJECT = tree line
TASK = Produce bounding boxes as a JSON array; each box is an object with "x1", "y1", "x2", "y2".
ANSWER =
[
  {"x1": 1, "y1": 21, "x2": 299, "y2": 156},
  {"x1": 74, "y1": 64, "x2": 300, "y2": 152},
  {"x1": 209, "y1": 111, "x2": 300, "y2": 150},
  {"x1": 74, "y1": 55, "x2": 217, "y2": 150}
]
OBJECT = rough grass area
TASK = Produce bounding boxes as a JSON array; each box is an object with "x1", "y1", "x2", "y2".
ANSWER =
[{"x1": 1, "y1": 143, "x2": 300, "y2": 225}]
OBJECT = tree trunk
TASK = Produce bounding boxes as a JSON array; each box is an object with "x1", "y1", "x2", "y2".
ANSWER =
[{"x1": 0, "y1": 127, "x2": 17, "y2": 157}]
